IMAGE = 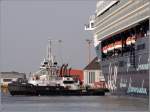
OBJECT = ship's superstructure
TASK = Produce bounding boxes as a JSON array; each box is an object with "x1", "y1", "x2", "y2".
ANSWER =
[
  {"x1": 86, "y1": 0, "x2": 149, "y2": 96},
  {"x1": 28, "y1": 39, "x2": 59, "y2": 86}
]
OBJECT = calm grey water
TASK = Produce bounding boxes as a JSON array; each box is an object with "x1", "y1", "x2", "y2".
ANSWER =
[{"x1": 1, "y1": 92, "x2": 149, "y2": 112}]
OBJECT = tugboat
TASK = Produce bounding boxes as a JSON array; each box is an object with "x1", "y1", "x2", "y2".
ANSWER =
[{"x1": 8, "y1": 39, "x2": 107, "y2": 96}]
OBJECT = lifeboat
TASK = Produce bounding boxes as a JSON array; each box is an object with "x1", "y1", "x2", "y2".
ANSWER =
[
  {"x1": 126, "y1": 35, "x2": 136, "y2": 45},
  {"x1": 114, "y1": 41, "x2": 122, "y2": 49},
  {"x1": 131, "y1": 35, "x2": 136, "y2": 44},
  {"x1": 102, "y1": 46, "x2": 108, "y2": 54},
  {"x1": 126, "y1": 36, "x2": 132, "y2": 45},
  {"x1": 107, "y1": 43, "x2": 114, "y2": 51}
]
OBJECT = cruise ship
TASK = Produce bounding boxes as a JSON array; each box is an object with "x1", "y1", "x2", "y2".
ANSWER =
[{"x1": 85, "y1": 0, "x2": 149, "y2": 97}]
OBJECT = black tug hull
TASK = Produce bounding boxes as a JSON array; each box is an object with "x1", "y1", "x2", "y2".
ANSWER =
[{"x1": 8, "y1": 83, "x2": 108, "y2": 96}]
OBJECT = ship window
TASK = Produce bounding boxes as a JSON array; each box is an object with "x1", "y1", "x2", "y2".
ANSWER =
[
  {"x1": 63, "y1": 81, "x2": 74, "y2": 84},
  {"x1": 91, "y1": 23, "x2": 94, "y2": 28},
  {"x1": 44, "y1": 62, "x2": 48, "y2": 64},
  {"x1": 137, "y1": 44, "x2": 145, "y2": 50}
]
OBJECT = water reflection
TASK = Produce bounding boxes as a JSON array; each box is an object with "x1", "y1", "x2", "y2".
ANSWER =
[
  {"x1": 1, "y1": 88, "x2": 9, "y2": 96},
  {"x1": 1, "y1": 89, "x2": 149, "y2": 112}
]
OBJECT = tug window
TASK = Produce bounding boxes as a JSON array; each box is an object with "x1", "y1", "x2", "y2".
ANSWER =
[{"x1": 63, "y1": 81, "x2": 74, "y2": 84}]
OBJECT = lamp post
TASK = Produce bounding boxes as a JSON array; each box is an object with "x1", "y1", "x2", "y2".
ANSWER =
[
  {"x1": 86, "y1": 39, "x2": 92, "y2": 63},
  {"x1": 47, "y1": 38, "x2": 63, "y2": 64},
  {"x1": 58, "y1": 40, "x2": 63, "y2": 65}
]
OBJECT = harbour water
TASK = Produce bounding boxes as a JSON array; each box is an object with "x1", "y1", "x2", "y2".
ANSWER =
[{"x1": 1, "y1": 89, "x2": 149, "y2": 112}]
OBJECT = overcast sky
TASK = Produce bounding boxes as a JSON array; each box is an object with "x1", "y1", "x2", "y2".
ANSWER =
[{"x1": 0, "y1": 0, "x2": 97, "y2": 73}]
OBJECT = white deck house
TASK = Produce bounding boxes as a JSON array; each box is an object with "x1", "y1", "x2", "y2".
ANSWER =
[{"x1": 83, "y1": 57, "x2": 105, "y2": 86}]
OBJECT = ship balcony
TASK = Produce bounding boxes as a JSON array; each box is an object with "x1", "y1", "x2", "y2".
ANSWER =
[{"x1": 96, "y1": 0, "x2": 118, "y2": 16}]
